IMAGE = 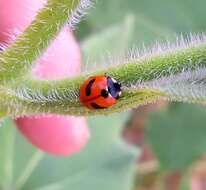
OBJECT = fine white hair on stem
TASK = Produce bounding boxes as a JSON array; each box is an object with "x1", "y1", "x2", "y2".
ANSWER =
[
  {"x1": 82, "y1": 33, "x2": 206, "y2": 74},
  {"x1": 7, "y1": 33, "x2": 206, "y2": 106},
  {"x1": 68, "y1": 0, "x2": 95, "y2": 30},
  {"x1": 131, "y1": 67, "x2": 206, "y2": 103},
  {"x1": 8, "y1": 85, "x2": 80, "y2": 103}
]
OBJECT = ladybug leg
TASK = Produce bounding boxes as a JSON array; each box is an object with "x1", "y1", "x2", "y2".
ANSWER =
[
  {"x1": 104, "y1": 72, "x2": 108, "y2": 77},
  {"x1": 90, "y1": 102, "x2": 106, "y2": 109}
]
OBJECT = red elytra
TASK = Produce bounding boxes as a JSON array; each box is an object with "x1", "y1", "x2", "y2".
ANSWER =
[{"x1": 80, "y1": 75, "x2": 122, "y2": 109}]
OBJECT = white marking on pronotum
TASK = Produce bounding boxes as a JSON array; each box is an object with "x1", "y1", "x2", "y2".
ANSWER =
[{"x1": 68, "y1": 0, "x2": 95, "y2": 30}]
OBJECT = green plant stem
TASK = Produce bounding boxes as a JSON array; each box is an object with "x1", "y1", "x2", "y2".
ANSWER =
[
  {"x1": 0, "y1": 0, "x2": 80, "y2": 84},
  {"x1": 11, "y1": 43, "x2": 206, "y2": 97},
  {"x1": 15, "y1": 151, "x2": 44, "y2": 190},
  {"x1": 2, "y1": 43, "x2": 206, "y2": 117},
  {"x1": 0, "y1": 88, "x2": 166, "y2": 117}
]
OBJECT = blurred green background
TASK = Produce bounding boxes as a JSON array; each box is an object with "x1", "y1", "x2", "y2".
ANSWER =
[{"x1": 1, "y1": 0, "x2": 206, "y2": 189}]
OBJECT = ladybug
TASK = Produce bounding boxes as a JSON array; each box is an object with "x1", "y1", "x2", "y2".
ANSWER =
[{"x1": 80, "y1": 75, "x2": 122, "y2": 109}]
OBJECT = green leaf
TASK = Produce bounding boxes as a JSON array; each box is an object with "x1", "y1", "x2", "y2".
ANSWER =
[
  {"x1": 78, "y1": 0, "x2": 176, "y2": 43},
  {"x1": 0, "y1": 113, "x2": 139, "y2": 190},
  {"x1": 31, "y1": 145, "x2": 137, "y2": 190},
  {"x1": 81, "y1": 14, "x2": 135, "y2": 63},
  {"x1": 78, "y1": 0, "x2": 206, "y2": 43},
  {"x1": 146, "y1": 103, "x2": 206, "y2": 170}
]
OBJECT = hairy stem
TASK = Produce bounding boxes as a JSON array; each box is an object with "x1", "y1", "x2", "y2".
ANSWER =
[
  {"x1": 3, "y1": 42, "x2": 206, "y2": 117},
  {"x1": 0, "y1": 0, "x2": 80, "y2": 84},
  {"x1": 0, "y1": 88, "x2": 166, "y2": 117}
]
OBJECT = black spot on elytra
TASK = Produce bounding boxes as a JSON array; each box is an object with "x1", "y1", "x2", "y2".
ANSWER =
[
  {"x1": 85, "y1": 79, "x2": 95, "y2": 96},
  {"x1": 90, "y1": 102, "x2": 106, "y2": 109},
  {"x1": 101, "y1": 89, "x2": 109, "y2": 98}
]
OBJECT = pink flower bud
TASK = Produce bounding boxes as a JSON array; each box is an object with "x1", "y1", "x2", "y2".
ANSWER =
[{"x1": 0, "y1": 0, "x2": 90, "y2": 156}]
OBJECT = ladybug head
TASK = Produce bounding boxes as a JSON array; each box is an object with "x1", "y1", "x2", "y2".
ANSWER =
[{"x1": 107, "y1": 76, "x2": 122, "y2": 100}]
